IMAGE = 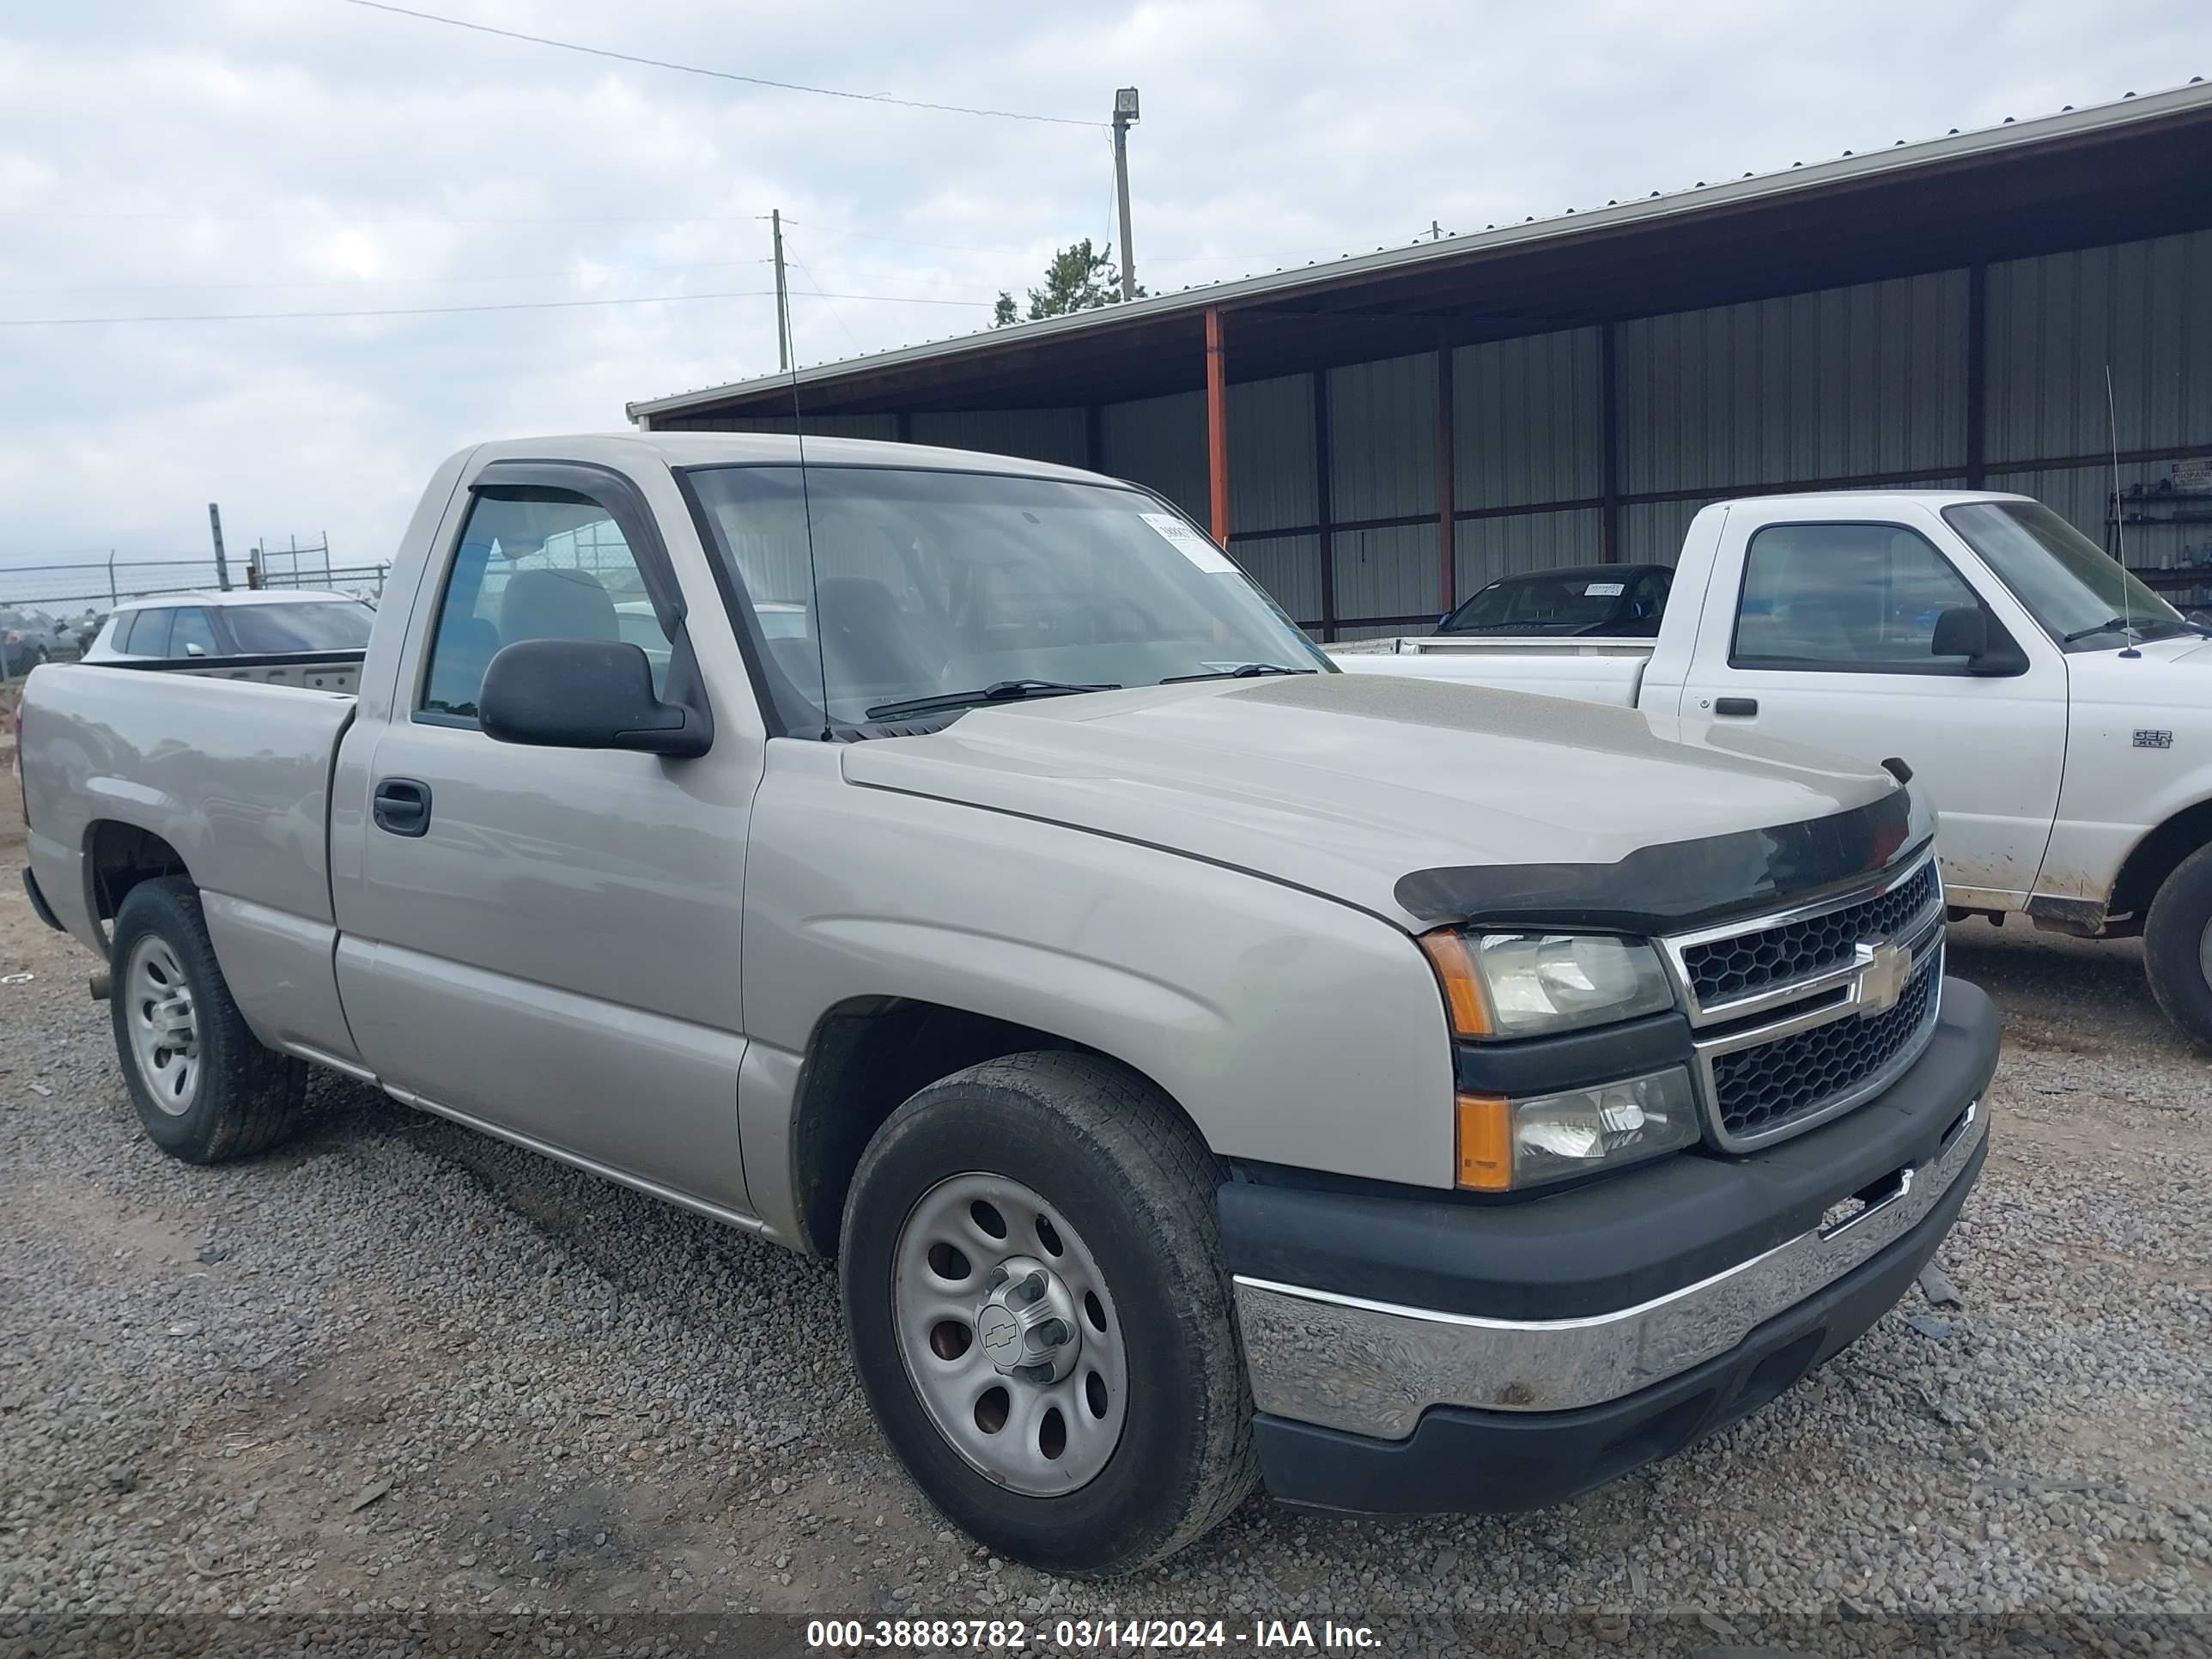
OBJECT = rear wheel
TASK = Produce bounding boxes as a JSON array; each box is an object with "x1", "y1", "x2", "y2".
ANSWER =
[
  {"x1": 109, "y1": 878, "x2": 306, "y2": 1162},
  {"x1": 2142, "y1": 842, "x2": 2212, "y2": 1050},
  {"x1": 839, "y1": 1052, "x2": 1255, "y2": 1577}
]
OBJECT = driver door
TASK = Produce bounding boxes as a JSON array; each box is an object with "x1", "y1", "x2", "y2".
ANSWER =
[
  {"x1": 1680, "y1": 509, "x2": 2067, "y2": 908},
  {"x1": 334, "y1": 462, "x2": 763, "y2": 1213}
]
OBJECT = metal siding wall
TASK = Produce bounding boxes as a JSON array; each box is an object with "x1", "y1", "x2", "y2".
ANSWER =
[
  {"x1": 1618, "y1": 498, "x2": 1709, "y2": 566},
  {"x1": 1985, "y1": 229, "x2": 2212, "y2": 461},
  {"x1": 1332, "y1": 522, "x2": 1436, "y2": 622},
  {"x1": 1616, "y1": 271, "x2": 1967, "y2": 493},
  {"x1": 1228, "y1": 374, "x2": 1317, "y2": 533},
  {"x1": 1454, "y1": 328, "x2": 1603, "y2": 508},
  {"x1": 1328, "y1": 352, "x2": 1438, "y2": 521},
  {"x1": 1101, "y1": 391, "x2": 1207, "y2": 520},
  {"x1": 653, "y1": 410, "x2": 900, "y2": 440},
  {"x1": 909, "y1": 408, "x2": 1087, "y2": 466},
  {"x1": 1454, "y1": 509, "x2": 1605, "y2": 598},
  {"x1": 1233, "y1": 534, "x2": 1323, "y2": 625}
]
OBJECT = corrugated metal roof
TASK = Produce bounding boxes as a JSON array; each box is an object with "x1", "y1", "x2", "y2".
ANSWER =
[{"x1": 630, "y1": 79, "x2": 2211, "y2": 422}]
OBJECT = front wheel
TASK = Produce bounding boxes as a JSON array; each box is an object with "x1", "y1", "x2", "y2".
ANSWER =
[
  {"x1": 839, "y1": 1052, "x2": 1256, "y2": 1577},
  {"x1": 2142, "y1": 842, "x2": 2212, "y2": 1050}
]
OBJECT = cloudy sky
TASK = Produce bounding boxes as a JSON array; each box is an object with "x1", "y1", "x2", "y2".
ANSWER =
[{"x1": 0, "y1": 0, "x2": 2201, "y2": 596}]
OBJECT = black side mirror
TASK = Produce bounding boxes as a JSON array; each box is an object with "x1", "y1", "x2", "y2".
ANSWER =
[
  {"x1": 479, "y1": 639, "x2": 710, "y2": 757},
  {"x1": 1930, "y1": 605, "x2": 2027, "y2": 677}
]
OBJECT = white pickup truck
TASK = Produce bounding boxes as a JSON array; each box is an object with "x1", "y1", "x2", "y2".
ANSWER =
[
  {"x1": 1335, "y1": 490, "x2": 2212, "y2": 1046},
  {"x1": 18, "y1": 435, "x2": 1996, "y2": 1577}
]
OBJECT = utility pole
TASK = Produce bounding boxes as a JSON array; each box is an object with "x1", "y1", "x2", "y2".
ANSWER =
[
  {"x1": 207, "y1": 502, "x2": 231, "y2": 591},
  {"x1": 1111, "y1": 88, "x2": 1140, "y2": 301},
  {"x1": 770, "y1": 208, "x2": 791, "y2": 372}
]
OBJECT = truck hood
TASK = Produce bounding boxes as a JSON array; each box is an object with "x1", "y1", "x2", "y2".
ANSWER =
[{"x1": 842, "y1": 673, "x2": 1911, "y2": 932}]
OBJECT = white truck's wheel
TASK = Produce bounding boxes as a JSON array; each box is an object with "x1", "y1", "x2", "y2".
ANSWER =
[
  {"x1": 107, "y1": 878, "x2": 306, "y2": 1163},
  {"x1": 2143, "y1": 842, "x2": 2212, "y2": 1051},
  {"x1": 839, "y1": 1051, "x2": 1256, "y2": 1577}
]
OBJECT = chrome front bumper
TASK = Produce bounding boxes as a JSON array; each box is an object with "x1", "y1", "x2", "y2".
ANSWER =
[{"x1": 1233, "y1": 1097, "x2": 1985, "y2": 1442}]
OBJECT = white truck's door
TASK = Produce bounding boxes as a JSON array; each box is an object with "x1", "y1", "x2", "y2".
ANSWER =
[{"x1": 1678, "y1": 500, "x2": 2067, "y2": 910}]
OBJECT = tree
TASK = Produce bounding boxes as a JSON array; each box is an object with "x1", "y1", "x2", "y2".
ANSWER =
[{"x1": 992, "y1": 237, "x2": 1146, "y2": 326}]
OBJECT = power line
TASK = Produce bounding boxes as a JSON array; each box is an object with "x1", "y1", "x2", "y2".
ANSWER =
[
  {"x1": 333, "y1": 0, "x2": 1103, "y2": 127},
  {"x1": 781, "y1": 249, "x2": 868, "y2": 359},
  {"x1": 0, "y1": 289, "x2": 990, "y2": 326}
]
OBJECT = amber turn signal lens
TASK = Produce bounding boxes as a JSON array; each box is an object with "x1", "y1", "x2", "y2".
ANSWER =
[
  {"x1": 1418, "y1": 929, "x2": 1492, "y2": 1038},
  {"x1": 1455, "y1": 1092, "x2": 1513, "y2": 1191}
]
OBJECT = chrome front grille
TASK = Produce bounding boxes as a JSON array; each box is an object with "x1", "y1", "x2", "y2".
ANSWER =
[
  {"x1": 1662, "y1": 851, "x2": 1945, "y2": 1152},
  {"x1": 1709, "y1": 946, "x2": 1940, "y2": 1141},
  {"x1": 1678, "y1": 861, "x2": 1940, "y2": 1005}
]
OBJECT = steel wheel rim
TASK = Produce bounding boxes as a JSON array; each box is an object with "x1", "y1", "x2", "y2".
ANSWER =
[
  {"x1": 125, "y1": 935, "x2": 200, "y2": 1116},
  {"x1": 2199, "y1": 918, "x2": 2212, "y2": 993},
  {"x1": 890, "y1": 1171, "x2": 1129, "y2": 1496}
]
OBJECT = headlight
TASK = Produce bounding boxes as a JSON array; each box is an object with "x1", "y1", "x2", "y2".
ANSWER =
[
  {"x1": 1456, "y1": 1067, "x2": 1699, "y2": 1191},
  {"x1": 1419, "y1": 928, "x2": 1675, "y2": 1039}
]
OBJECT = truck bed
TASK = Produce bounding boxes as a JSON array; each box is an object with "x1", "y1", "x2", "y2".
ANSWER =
[
  {"x1": 1326, "y1": 635, "x2": 1651, "y2": 706},
  {"x1": 20, "y1": 662, "x2": 356, "y2": 951}
]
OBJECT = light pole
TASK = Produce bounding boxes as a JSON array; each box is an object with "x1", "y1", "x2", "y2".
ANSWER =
[{"x1": 1111, "y1": 88, "x2": 1140, "y2": 301}]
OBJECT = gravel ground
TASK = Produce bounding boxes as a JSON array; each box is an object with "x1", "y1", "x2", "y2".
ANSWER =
[{"x1": 1, "y1": 816, "x2": 2208, "y2": 1654}]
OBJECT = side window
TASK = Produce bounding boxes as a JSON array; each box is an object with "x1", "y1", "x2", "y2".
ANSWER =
[
  {"x1": 1733, "y1": 524, "x2": 1979, "y2": 670},
  {"x1": 420, "y1": 487, "x2": 671, "y2": 723},
  {"x1": 167, "y1": 607, "x2": 218, "y2": 658},
  {"x1": 129, "y1": 609, "x2": 174, "y2": 658}
]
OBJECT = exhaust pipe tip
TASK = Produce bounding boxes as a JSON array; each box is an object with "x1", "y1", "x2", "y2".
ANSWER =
[{"x1": 88, "y1": 967, "x2": 111, "y2": 1002}]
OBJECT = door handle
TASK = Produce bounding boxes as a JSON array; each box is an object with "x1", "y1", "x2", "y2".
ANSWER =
[
  {"x1": 372, "y1": 777, "x2": 432, "y2": 837},
  {"x1": 1713, "y1": 696, "x2": 1759, "y2": 718}
]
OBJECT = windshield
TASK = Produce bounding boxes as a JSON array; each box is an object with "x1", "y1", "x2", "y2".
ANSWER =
[
  {"x1": 1943, "y1": 501, "x2": 2190, "y2": 648},
  {"x1": 225, "y1": 601, "x2": 375, "y2": 653},
  {"x1": 685, "y1": 465, "x2": 1330, "y2": 730},
  {"x1": 1443, "y1": 574, "x2": 1628, "y2": 633}
]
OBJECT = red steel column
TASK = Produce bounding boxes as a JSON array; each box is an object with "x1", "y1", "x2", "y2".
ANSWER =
[{"x1": 1205, "y1": 306, "x2": 1231, "y2": 545}]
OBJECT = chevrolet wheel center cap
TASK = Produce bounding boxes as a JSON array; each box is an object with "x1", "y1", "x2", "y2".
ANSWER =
[{"x1": 976, "y1": 1304, "x2": 1022, "y2": 1365}]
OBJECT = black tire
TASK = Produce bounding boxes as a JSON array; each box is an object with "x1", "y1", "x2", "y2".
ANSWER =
[
  {"x1": 2144, "y1": 842, "x2": 2212, "y2": 1050},
  {"x1": 108, "y1": 877, "x2": 306, "y2": 1163},
  {"x1": 839, "y1": 1051, "x2": 1257, "y2": 1577}
]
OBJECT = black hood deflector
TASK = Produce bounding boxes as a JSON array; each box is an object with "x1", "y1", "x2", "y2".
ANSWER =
[{"x1": 1395, "y1": 789, "x2": 1923, "y2": 934}]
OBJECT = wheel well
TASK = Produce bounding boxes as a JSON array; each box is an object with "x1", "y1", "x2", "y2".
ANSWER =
[
  {"x1": 2109, "y1": 799, "x2": 2212, "y2": 921},
  {"x1": 85, "y1": 821, "x2": 188, "y2": 939},
  {"x1": 789, "y1": 999, "x2": 1110, "y2": 1257}
]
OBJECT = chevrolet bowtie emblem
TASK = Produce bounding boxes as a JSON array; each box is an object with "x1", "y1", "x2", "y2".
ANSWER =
[{"x1": 1856, "y1": 941, "x2": 1912, "y2": 1016}]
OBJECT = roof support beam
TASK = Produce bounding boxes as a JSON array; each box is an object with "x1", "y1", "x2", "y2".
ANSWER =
[
  {"x1": 1965, "y1": 264, "x2": 1988, "y2": 489},
  {"x1": 1206, "y1": 306, "x2": 1231, "y2": 544},
  {"x1": 1601, "y1": 322, "x2": 1620, "y2": 562},
  {"x1": 1312, "y1": 368, "x2": 1336, "y2": 641},
  {"x1": 1435, "y1": 341, "x2": 1456, "y2": 614}
]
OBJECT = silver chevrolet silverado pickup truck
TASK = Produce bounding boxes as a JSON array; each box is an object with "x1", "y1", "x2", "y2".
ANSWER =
[{"x1": 18, "y1": 433, "x2": 1998, "y2": 1577}]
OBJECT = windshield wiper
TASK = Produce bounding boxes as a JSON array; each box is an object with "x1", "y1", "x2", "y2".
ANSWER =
[
  {"x1": 865, "y1": 679, "x2": 1121, "y2": 721},
  {"x1": 2062, "y1": 617, "x2": 2136, "y2": 643},
  {"x1": 1158, "y1": 663, "x2": 1318, "y2": 683}
]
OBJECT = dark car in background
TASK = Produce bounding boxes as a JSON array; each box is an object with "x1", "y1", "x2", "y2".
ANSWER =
[{"x1": 1437, "y1": 562, "x2": 1673, "y2": 637}]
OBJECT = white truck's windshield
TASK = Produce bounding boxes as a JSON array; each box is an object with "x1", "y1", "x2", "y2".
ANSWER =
[
  {"x1": 686, "y1": 465, "x2": 1329, "y2": 730},
  {"x1": 1944, "y1": 501, "x2": 2191, "y2": 649}
]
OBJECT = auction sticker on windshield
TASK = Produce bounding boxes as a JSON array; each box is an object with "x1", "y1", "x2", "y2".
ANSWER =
[
  {"x1": 1585, "y1": 582, "x2": 1625, "y2": 596},
  {"x1": 1140, "y1": 511, "x2": 1238, "y2": 574}
]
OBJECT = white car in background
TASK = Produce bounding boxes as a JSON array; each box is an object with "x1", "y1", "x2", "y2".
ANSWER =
[{"x1": 82, "y1": 590, "x2": 376, "y2": 691}]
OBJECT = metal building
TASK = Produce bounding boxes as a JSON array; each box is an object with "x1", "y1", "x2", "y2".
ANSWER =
[{"x1": 629, "y1": 82, "x2": 2212, "y2": 640}]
